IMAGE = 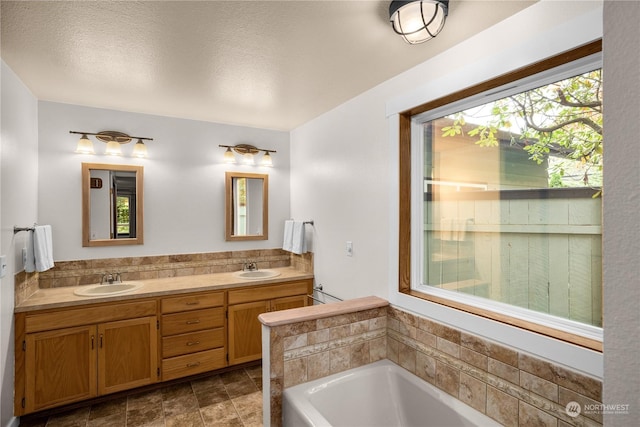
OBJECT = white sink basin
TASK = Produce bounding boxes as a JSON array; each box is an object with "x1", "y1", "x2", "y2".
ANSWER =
[
  {"x1": 233, "y1": 270, "x2": 281, "y2": 280},
  {"x1": 74, "y1": 282, "x2": 144, "y2": 297}
]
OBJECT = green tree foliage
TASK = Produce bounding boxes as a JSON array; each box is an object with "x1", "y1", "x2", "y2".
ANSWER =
[
  {"x1": 116, "y1": 196, "x2": 130, "y2": 234},
  {"x1": 442, "y1": 69, "x2": 602, "y2": 187}
]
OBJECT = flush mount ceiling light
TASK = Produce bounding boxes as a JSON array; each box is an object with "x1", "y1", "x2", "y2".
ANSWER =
[
  {"x1": 71, "y1": 131, "x2": 153, "y2": 158},
  {"x1": 219, "y1": 144, "x2": 276, "y2": 167},
  {"x1": 389, "y1": 0, "x2": 449, "y2": 44}
]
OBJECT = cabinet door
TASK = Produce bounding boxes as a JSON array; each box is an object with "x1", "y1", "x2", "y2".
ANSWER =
[
  {"x1": 228, "y1": 301, "x2": 270, "y2": 365},
  {"x1": 271, "y1": 295, "x2": 308, "y2": 311},
  {"x1": 24, "y1": 325, "x2": 97, "y2": 412},
  {"x1": 98, "y1": 317, "x2": 158, "y2": 395}
]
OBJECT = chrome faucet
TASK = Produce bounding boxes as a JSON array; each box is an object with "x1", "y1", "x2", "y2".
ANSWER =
[
  {"x1": 101, "y1": 272, "x2": 122, "y2": 284},
  {"x1": 243, "y1": 261, "x2": 258, "y2": 272}
]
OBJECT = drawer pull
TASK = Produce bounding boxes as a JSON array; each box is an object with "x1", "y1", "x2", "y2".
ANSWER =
[
  {"x1": 185, "y1": 301, "x2": 199, "y2": 306},
  {"x1": 186, "y1": 341, "x2": 200, "y2": 346},
  {"x1": 187, "y1": 362, "x2": 201, "y2": 368},
  {"x1": 185, "y1": 319, "x2": 201, "y2": 325}
]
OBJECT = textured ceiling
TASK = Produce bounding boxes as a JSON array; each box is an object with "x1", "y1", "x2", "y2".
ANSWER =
[{"x1": 1, "y1": 1, "x2": 535, "y2": 131}]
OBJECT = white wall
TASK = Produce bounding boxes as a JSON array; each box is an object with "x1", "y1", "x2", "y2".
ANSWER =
[
  {"x1": 291, "y1": 0, "x2": 605, "y2": 378},
  {"x1": 1, "y1": 60, "x2": 39, "y2": 427},
  {"x1": 602, "y1": 1, "x2": 640, "y2": 424},
  {"x1": 37, "y1": 101, "x2": 290, "y2": 261}
]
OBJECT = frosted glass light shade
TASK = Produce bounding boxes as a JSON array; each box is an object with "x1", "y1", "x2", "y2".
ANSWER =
[
  {"x1": 261, "y1": 152, "x2": 273, "y2": 167},
  {"x1": 224, "y1": 147, "x2": 236, "y2": 163},
  {"x1": 243, "y1": 153, "x2": 255, "y2": 165},
  {"x1": 389, "y1": 0, "x2": 448, "y2": 44},
  {"x1": 75, "y1": 134, "x2": 95, "y2": 154},
  {"x1": 132, "y1": 140, "x2": 148, "y2": 158},
  {"x1": 105, "y1": 140, "x2": 122, "y2": 156}
]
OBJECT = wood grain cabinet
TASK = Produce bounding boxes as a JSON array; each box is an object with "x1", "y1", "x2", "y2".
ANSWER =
[
  {"x1": 227, "y1": 280, "x2": 312, "y2": 365},
  {"x1": 160, "y1": 291, "x2": 226, "y2": 381},
  {"x1": 16, "y1": 300, "x2": 158, "y2": 415},
  {"x1": 15, "y1": 277, "x2": 313, "y2": 415}
]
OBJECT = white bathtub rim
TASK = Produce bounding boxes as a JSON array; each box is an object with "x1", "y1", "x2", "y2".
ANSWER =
[{"x1": 283, "y1": 359, "x2": 501, "y2": 427}]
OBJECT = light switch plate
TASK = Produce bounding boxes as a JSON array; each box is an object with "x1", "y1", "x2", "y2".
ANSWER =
[
  {"x1": 0, "y1": 255, "x2": 7, "y2": 278},
  {"x1": 346, "y1": 241, "x2": 353, "y2": 257}
]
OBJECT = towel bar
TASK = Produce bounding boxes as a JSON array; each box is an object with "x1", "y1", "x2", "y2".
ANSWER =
[{"x1": 13, "y1": 226, "x2": 36, "y2": 234}]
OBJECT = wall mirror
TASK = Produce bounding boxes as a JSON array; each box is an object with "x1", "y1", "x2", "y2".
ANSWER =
[
  {"x1": 82, "y1": 163, "x2": 144, "y2": 246},
  {"x1": 225, "y1": 172, "x2": 268, "y2": 241}
]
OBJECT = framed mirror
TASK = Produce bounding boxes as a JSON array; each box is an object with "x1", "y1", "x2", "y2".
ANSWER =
[
  {"x1": 82, "y1": 163, "x2": 144, "y2": 246},
  {"x1": 225, "y1": 172, "x2": 268, "y2": 241}
]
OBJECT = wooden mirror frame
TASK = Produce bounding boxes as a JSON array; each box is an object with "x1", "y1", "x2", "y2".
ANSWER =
[
  {"x1": 225, "y1": 171, "x2": 268, "y2": 241},
  {"x1": 82, "y1": 163, "x2": 144, "y2": 247}
]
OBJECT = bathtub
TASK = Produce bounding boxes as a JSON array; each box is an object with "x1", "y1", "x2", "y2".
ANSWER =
[{"x1": 282, "y1": 359, "x2": 501, "y2": 427}]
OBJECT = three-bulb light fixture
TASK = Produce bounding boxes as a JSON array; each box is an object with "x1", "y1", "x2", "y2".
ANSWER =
[
  {"x1": 389, "y1": 0, "x2": 449, "y2": 44},
  {"x1": 219, "y1": 144, "x2": 275, "y2": 167},
  {"x1": 71, "y1": 130, "x2": 152, "y2": 158}
]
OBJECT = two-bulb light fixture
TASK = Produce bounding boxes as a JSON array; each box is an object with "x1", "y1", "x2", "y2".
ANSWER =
[
  {"x1": 389, "y1": 0, "x2": 449, "y2": 44},
  {"x1": 71, "y1": 130, "x2": 153, "y2": 158},
  {"x1": 219, "y1": 144, "x2": 276, "y2": 167}
]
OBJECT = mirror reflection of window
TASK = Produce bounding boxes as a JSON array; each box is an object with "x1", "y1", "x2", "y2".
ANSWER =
[
  {"x1": 112, "y1": 172, "x2": 136, "y2": 239},
  {"x1": 234, "y1": 178, "x2": 247, "y2": 235}
]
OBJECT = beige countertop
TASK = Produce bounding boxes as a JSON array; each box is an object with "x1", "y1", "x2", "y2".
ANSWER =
[
  {"x1": 258, "y1": 295, "x2": 388, "y2": 326},
  {"x1": 15, "y1": 267, "x2": 314, "y2": 313}
]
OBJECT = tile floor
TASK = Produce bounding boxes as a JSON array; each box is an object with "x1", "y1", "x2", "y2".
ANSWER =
[{"x1": 19, "y1": 365, "x2": 263, "y2": 427}]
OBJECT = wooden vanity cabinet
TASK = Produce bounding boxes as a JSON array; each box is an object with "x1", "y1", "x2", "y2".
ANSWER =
[
  {"x1": 15, "y1": 276, "x2": 313, "y2": 415},
  {"x1": 15, "y1": 300, "x2": 158, "y2": 415},
  {"x1": 160, "y1": 291, "x2": 226, "y2": 381},
  {"x1": 227, "y1": 280, "x2": 312, "y2": 365}
]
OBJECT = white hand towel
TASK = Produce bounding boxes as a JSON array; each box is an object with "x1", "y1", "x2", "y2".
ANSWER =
[
  {"x1": 25, "y1": 232, "x2": 36, "y2": 273},
  {"x1": 291, "y1": 221, "x2": 307, "y2": 255},
  {"x1": 283, "y1": 220, "x2": 295, "y2": 252},
  {"x1": 33, "y1": 225, "x2": 55, "y2": 272}
]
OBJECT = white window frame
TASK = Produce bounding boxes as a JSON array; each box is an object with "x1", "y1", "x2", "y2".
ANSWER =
[{"x1": 409, "y1": 53, "x2": 603, "y2": 345}]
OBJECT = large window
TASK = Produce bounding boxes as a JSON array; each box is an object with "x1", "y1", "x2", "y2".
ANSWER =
[{"x1": 398, "y1": 42, "x2": 603, "y2": 350}]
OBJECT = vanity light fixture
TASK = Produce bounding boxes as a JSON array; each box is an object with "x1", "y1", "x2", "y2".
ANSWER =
[
  {"x1": 389, "y1": 0, "x2": 449, "y2": 44},
  {"x1": 71, "y1": 131, "x2": 153, "y2": 158},
  {"x1": 218, "y1": 144, "x2": 276, "y2": 167}
]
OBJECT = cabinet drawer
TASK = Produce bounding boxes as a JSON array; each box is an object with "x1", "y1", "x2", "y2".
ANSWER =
[
  {"x1": 162, "y1": 348, "x2": 226, "y2": 381},
  {"x1": 161, "y1": 292, "x2": 224, "y2": 314},
  {"x1": 25, "y1": 300, "x2": 157, "y2": 333},
  {"x1": 162, "y1": 308, "x2": 224, "y2": 336},
  {"x1": 228, "y1": 280, "x2": 311, "y2": 305},
  {"x1": 162, "y1": 328, "x2": 224, "y2": 358}
]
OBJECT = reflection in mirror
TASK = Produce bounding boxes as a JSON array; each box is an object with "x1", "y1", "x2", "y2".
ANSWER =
[
  {"x1": 82, "y1": 163, "x2": 144, "y2": 247},
  {"x1": 225, "y1": 172, "x2": 268, "y2": 241}
]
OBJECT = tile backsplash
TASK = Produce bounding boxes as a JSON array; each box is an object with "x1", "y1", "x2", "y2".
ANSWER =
[
  {"x1": 268, "y1": 304, "x2": 602, "y2": 427},
  {"x1": 14, "y1": 249, "x2": 313, "y2": 306}
]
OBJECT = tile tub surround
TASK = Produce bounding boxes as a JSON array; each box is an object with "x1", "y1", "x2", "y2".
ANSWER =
[
  {"x1": 259, "y1": 296, "x2": 390, "y2": 426},
  {"x1": 15, "y1": 249, "x2": 313, "y2": 306},
  {"x1": 259, "y1": 299, "x2": 602, "y2": 427}
]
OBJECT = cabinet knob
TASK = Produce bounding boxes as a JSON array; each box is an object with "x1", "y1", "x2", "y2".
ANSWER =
[
  {"x1": 186, "y1": 362, "x2": 201, "y2": 368},
  {"x1": 185, "y1": 301, "x2": 199, "y2": 306},
  {"x1": 185, "y1": 319, "x2": 200, "y2": 325},
  {"x1": 186, "y1": 341, "x2": 200, "y2": 346}
]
